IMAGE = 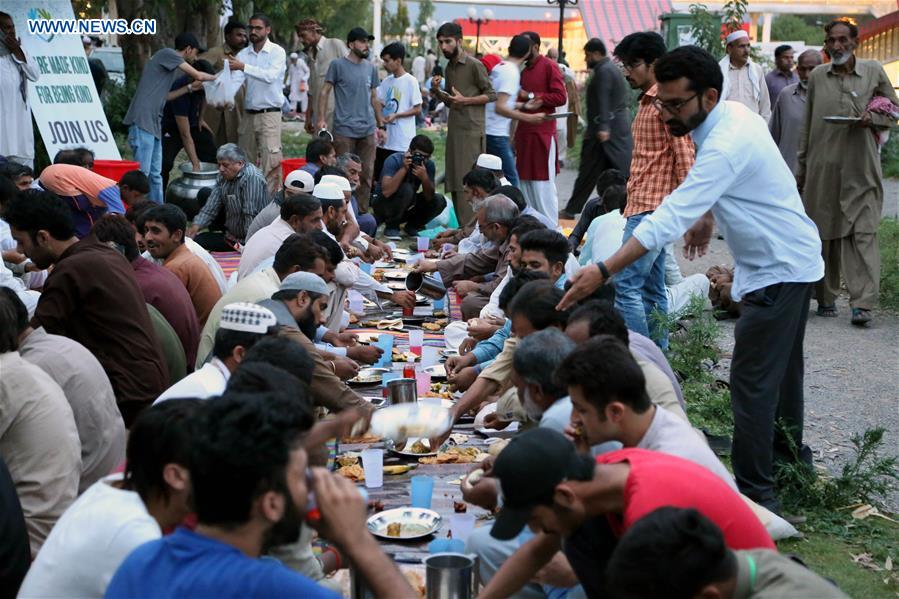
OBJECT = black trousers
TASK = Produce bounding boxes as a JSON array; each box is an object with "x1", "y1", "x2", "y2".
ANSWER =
[
  {"x1": 374, "y1": 147, "x2": 399, "y2": 183},
  {"x1": 566, "y1": 136, "x2": 609, "y2": 215},
  {"x1": 731, "y1": 282, "x2": 813, "y2": 512},
  {"x1": 372, "y1": 181, "x2": 446, "y2": 231},
  {"x1": 161, "y1": 126, "x2": 217, "y2": 194}
]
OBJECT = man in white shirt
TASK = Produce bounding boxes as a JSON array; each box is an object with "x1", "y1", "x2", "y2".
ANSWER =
[
  {"x1": 0, "y1": 11, "x2": 40, "y2": 168},
  {"x1": 18, "y1": 400, "x2": 201, "y2": 598},
  {"x1": 238, "y1": 194, "x2": 324, "y2": 279},
  {"x1": 719, "y1": 30, "x2": 771, "y2": 122},
  {"x1": 156, "y1": 303, "x2": 278, "y2": 403},
  {"x1": 230, "y1": 13, "x2": 287, "y2": 193},
  {"x1": 560, "y1": 46, "x2": 823, "y2": 515},
  {"x1": 375, "y1": 42, "x2": 422, "y2": 180}
]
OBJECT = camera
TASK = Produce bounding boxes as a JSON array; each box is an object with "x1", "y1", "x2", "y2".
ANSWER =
[{"x1": 410, "y1": 152, "x2": 427, "y2": 167}]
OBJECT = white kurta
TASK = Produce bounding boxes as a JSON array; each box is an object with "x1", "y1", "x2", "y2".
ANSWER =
[
  {"x1": 0, "y1": 49, "x2": 40, "y2": 164},
  {"x1": 288, "y1": 59, "x2": 309, "y2": 107}
]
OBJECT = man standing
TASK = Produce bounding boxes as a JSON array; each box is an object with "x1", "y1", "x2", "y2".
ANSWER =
[
  {"x1": 230, "y1": 14, "x2": 287, "y2": 193},
  {"x1": 769, "y1": 49, "x2": 821, "y2": 174},
  {"x1": 765, "y1": 44, "x2": 798, "y2": 103},
  {"x1": 123, "y1": 33, "x2": 216, "y2": 204},
  {"x1": 563, "y1": 38, "x2": 632, "y2": 218},
  {"x1": 287, "y1": 52, "x2": 310, "y2": 118},
  {"x1": 432, "y1": 22, "x2": 496, "y2": 224},
  {"x1": 0, "y1": 11, "x2": 39, "y2": 168},
  {"x1": 559, "y1": 46, "x2": 824, "y2": 516},
  {"x1": 514, "y1": 32, "x2": 567, "y2": 223},
  {"x1": 317, "y1": 27, "x2": 383, "y2": 213},
  {"x1": 612, "y1": 32, "x2": 695, "y2": 350},
  {"x1": 376, "y1": 42, "x2": 422, "y2": 180},
  {"x1": 296, "y1": 18, "x2": 347, "y2": 134},
  {"x1": 199, "y1": 21, "x2": 248, "y2": 147},
  {"x1": 719, "y1": 30, "x2": 771, "y2": 122},
  {"x1": 797, "y1": 20, "x2": 898, "y2": 326}
]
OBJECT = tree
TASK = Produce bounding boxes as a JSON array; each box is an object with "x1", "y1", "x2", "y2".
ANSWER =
[
  {"x1": 415, "y1": 0, "x2": 435, "y2": 31},
  {"x1": 689, "y1": 3, "x2": 724, "y2": 59},
  {"x1": 383, "y1": 0, "x2": 412, "y2": 40},
  {"x1": 771, "y1": 14, "x2": 826, "y2": 45}
]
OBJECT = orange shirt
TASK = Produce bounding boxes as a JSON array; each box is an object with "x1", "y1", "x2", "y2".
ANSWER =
[
  {"x1": 624, "y1": 85, "x2": 696, "y2": 218},
  {"x1": 163, "y1": 244, "x2": 222, "y2": 326}
]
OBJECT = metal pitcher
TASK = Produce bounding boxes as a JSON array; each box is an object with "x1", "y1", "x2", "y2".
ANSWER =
[
  {"x1": 406, "y1": 271, "x2": 447, "y2": 300},
  {"x1": 425, "y1": 553, "x2": 479, "y2": 599},
  {"x1": 164, "y1": 161, "x2": 219, "y2": 220},
  {"x1": 386, "y1": 378, "x2": 417, "y2": 405}
]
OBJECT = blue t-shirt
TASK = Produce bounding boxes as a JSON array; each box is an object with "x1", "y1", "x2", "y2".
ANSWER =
[
  {"x1": 380, "y1": 151, "x2": 436, "y2": 196},
  {"x1": 105, "y1": 527, "x2": 339, "y2": 599}
]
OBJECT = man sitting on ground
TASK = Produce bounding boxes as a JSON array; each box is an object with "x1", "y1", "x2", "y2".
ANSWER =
[
  {"x1": 374, "y1": 134, "x2": 446, "y2": 238},
  {"x1": 238, "y1": 194, "x2": 323, "y2": 279},
  {"x1": 18, "y1": 400, "x2": 201, "y2": 598},
  {"x1": 336, "y1": 153, "x2": 379, "y2": 237},
  {"x1": 433, "y1": 167, "x2": 499, "y2": 251},
  {"x1": 245, "y1": 168, "x2": 317, "y2": 242},
  {"x1": 605, "y1": 507, "x2": 846, "y2": 598},
  {"x1": 301, "y1": 138, "x2": 337, "y2": 176},
  {"x1": 117, "y1": 170, "x2": 151, "y2": 206},
  {"x1": 144, "y1": 204, "x2": 223, "y2": 325},
  {"x1": 156, "y1": 303, "x2": 278, "y2": 403}
]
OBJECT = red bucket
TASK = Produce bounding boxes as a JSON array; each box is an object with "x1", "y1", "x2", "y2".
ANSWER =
[
  {"x1": 281, "y1": 158, "x2": 308, "y2": 182},
  {"x1": 92, "y1": 160, "x2": 141, "y2": 183}
]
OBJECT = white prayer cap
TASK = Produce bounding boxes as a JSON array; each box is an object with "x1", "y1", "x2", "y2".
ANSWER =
[
  {"x1": 219, "y1": 302, "x2": 278, "y2": 334},
  {"x1": 284, "y1": 169, "x2": 315, "y2": 192},
  {"x1": 313, "y1": 182, "x2": 345, "y2": 201},
  {"x1": 290, "y1": 52, "x2": 299, "y2": 59},
  {"x1": 320, "y1": 174, "x2": 351, "y2": 193},
  {"x1": 82, "y1": 36, "x2": 92, "y2": 45},
  {"x1": 725, "y1": 30, "x2": 749, "y2": 45},
  {"x1": 476, "y1": 153, "x2": 503, "y2": 171}
]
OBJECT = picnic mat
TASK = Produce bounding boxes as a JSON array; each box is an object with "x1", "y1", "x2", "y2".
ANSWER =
[{"x1": 211, "y1": 250, "x2": 241, "y2": 278}]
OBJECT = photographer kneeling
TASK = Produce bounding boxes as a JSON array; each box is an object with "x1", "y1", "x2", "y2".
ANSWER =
[{"x1": 373, "y1": 135, "x2": 446, "y2": 238}]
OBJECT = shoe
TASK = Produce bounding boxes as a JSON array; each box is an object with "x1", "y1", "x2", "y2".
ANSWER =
[
  {"x1": 404, "y1": 225, "x2": 421, "y2": 237},
  {"x1": 383, "y1": 228, "x2": 402, "y2": 240},
  {"x1": 850, "y1": 308, "x2": 872, "y2": 326},
  {"x1": 815, "y1": 304, "x2": 838, "y2": 317}
]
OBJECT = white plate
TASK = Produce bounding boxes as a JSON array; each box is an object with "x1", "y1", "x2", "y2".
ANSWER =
[
  {"x1": 370, "y1": 403, "x2": 453, "y2": 440},
  {"x1": 422, "y1": 364, "x2": 447, "y2": 379},
  {"x1": 383, "y1": 269, "x2": 408, "y2": 280},
  {"x1": 823, "y1": 116, "x2": 862, "y2": 124},
  {"x1": 368, "y1": 507, "x2": 442, "y2": 540},
  {"x1": 387, "y1": 437, "x2": 438, "y2": 457},
  {"x1": 348, "y1": 367, "x2": 390, "y2": 385},
  {"x1": 387, "y1": 281, "x2": 407, "y2": 291}
]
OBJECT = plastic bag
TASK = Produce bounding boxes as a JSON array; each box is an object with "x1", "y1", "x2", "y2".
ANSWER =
[{"x1": 203, "y1": 60, "x2": 243, "y2": 109}]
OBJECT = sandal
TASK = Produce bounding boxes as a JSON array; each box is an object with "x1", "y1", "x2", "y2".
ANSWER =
[
  {"x1": 815, "y1": 304, "x2": 838, "y2": 317},
  {"x1": 850, "y1": 308, "x2": 872, "y2": 326}
]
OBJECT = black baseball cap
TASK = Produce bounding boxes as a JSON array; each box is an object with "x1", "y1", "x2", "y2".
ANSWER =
[
  {"x1": 347, "y1": 27, "x2": 375, "y2": 43},
  {"x1": 490, "y1": 428, "x2": 595, "y2": 541},
  {"x1": 175, "y1": 32, "x2": 206, "y2": 53}
]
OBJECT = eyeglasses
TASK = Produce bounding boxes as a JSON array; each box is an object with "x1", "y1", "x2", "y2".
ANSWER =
[
  {"x1": 617, "y1": 60, "x2": 644, "y2": 73},
  {"x1": 652, "y1": 93, "x2": 699, "y2": 114}
]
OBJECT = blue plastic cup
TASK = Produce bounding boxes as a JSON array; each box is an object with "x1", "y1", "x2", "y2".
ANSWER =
[
  {"x1": 359, "y1": 262, "x2": 373, "y2": 274},
  {"x1": 375, "y1": 334, "x2": 393, "y2": 368},
  {"x1": 410, "y1": 475, "x2": 435, "y2": 508}
]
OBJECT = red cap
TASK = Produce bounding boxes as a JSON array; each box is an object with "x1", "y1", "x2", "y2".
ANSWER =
[{"x1": 480, "y1": 54, "x2": 502, "y2": 74}]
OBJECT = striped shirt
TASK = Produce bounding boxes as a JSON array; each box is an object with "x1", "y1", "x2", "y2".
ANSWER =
[
  {"x1": 624, "y1": 85, "x2": 696, "y2": 218},
  {"x1": 193, "y1": 164, "x2": 269, "y2": 241}
]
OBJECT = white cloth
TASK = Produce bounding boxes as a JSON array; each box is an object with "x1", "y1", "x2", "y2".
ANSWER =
[
  {"x1": 667, "y1": 273, "x2": 712, "y2": 315},
  {"x1": 237, "y1": 217, "x2": 295, "y2": 279},
  {"x1": 17, "y1": 475, "x2": 161, "y2": 598},
  {"x1": 143, "y1": 237, "x2": 228, "y2": 294},
  {"x1": 485, "y1": 61, "x2": 520, "y2": 137},
  {"x1": 154, "y1": 358, "x2": 230, "y2": 403},
  {"x1": 288, "y1": 58, "x2": 309, "y2": 105},
  {"x1": 719, "y1": 57, "x2": 771, "y2": 122},
  {"x1": 579, "y1": 210, "x2": 626, "y2": 266},
  {"x1": 522, "y1": 205, "x2": 560, "y2": 231},
  {"x1": 519, "y1": 137, "x2": 558, "y2": 224},
  {"x1": 633, "y1": 102, "x2": 823, "y2": 302},
  {"x1": 480, "y1": 254, "x2": 579, "y2": 320},
  {"x1": 0, "y1": 50, "x2": 40, "y2": 161},
  {"x1": 411, "y1": 55, "x2": 426, "y2": 84},
  {"x1": 233, "y1": 39, "x2": 288, "y2": 110},
  {"x1": 458, "y1": 223, "x2": 492, "y2": 255},
  {"x1": 377, "y1": 72, "x2": 422, "y2": 152},
  {"x1": 0, "y1": 261, "x2": 39, "y2": 317}
]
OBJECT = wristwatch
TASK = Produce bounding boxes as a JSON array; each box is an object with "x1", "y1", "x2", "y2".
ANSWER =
[
  {"x1": 596, "y1": 261, "x2": 611, "y2": 280},
  {"x1": 527, "y1": 92, "x2": 535, "y2": 101}
]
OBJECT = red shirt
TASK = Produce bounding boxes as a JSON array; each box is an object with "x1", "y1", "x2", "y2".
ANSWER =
[
  {"x1": 596, "y1": 448, "x2": 775, "y2": 550},
  {"x1": 514, "y1": 54, "x2": 567, "y2": 180}
]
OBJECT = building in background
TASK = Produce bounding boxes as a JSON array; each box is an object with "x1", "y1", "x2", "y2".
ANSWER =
[{"x1": 859, "y1": 10, "x2": 899, "y2": 86}]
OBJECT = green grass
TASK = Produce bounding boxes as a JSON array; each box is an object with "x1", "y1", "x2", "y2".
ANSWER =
[
  {"x1": 882, "y1": 134, "x2": 899, "y2": 179},
  {"x1": 879, "y1": 218, "x2": 899, "y2": 311}
]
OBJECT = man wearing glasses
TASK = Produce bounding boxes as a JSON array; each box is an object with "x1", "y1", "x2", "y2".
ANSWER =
[
  {"x1": 559, "y1": 46, "x2": 824, "y2": 519},
  {"x1": 610, "y1": 32, "x2": 695, "y2": 350},
  {"x1": 563, "y1": 38, "x2": 632, "y2": 217}
]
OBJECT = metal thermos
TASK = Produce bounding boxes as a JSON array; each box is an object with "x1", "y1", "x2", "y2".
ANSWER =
[
  {"x1": 425, "y1": 553, "x2": 479, "y2": 599},
  {"x1": 386, "y1": 378, "x2": 417, "y2": 405},
  {"x1": 405, "y1": 271, "x2": 447, "y2": 300}
]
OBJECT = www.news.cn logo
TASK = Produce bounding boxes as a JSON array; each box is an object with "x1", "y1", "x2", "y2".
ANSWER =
[{"x1": 27, "y1": 18, "x2": 157, "y2": 36}]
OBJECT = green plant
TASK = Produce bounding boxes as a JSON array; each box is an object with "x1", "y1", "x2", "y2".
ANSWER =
[
  {"x1": 689, "y1": 4, "x2": 724, "y2": 59},
  {"x1": 102, "y1": 78, "x2": 138, "y2": 136},
  {"x1": 771, "y1": 14, "x2": 827, "y2": 45},
  {"x1": 882, "y1": 133, "x2": 899, "y2": 179},
  {"x1": 881, "y1": 218, "x2": 899, "y2": 311}
]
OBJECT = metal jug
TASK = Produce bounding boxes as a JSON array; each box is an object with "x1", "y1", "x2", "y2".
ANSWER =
[
  {"x1": 406, "y1": 271, "x2": 447, "y2": 300},
  {"x1": 165, "y1": 161, "x2": 219, "y2": 219},
  {"x1": 386, "y1": 378, "x2": 417, "y2": 405},
  {"x1": 425, "y1": 553, "x2": 479, "y2": 599}
]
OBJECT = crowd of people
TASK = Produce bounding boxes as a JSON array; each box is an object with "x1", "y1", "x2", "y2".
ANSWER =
[{"x1": 0, "y1": 6, "x2": 895, "y2": 597}]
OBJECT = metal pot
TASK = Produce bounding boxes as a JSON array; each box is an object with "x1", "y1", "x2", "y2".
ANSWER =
[
  {"x1": 165, "y1": 161, "x2": 219, "y2": 220},
  {"x1": 406, "y1": 271, "x2": 447, "y2": 300},
  {"x1": 386, "y1": 378, "x2": 417, "y2": 405},
  {"x1": 425, "y1": 553, "x2": 479, "y2": 599}
]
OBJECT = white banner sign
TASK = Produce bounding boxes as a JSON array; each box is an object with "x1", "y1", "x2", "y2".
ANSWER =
[{"x1": 1, "y1": 0, "x2": 120, "y2": 159}]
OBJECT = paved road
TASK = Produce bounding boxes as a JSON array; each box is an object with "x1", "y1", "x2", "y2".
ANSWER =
[{"x1": 558, "y1": 167, "x2": 899, "y2": 509}]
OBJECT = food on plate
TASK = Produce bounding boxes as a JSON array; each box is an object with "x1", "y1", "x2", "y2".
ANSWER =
[
  {"x1": 419, "y1": 446, "x2": 485, "y2": 465},
  {"x1": 466, "y1": 468, "x2": 485, "y2": 486},
  {"x1": 391, "y1": 348, "x2": 418, "y2": 362},
  {"x1": 487, "y1": 439, "x2": 510, "y2": 457},
  {"x1": 449, "y1": 433, "x2": 470, "y2": 445},
  {"x1": 373, "y1": 269, "x2": 386, "y2": 281},
  {"x1": 383, "y1": 464, "x2": 414, "y2": 475},
  {"x1": 336, "y1": 454, "x2": 359, "y2": 467},
  {"x1": 408, "y1": 440, "x2": 430, "y2": 454},
  {"x1": 337, "y1": 464, "x2": 364, "y2": 482},
  {"x1": 432, "y1": 310, "x2": 447, "y2": 318},
  {"x1": 387, "y1": 522, "x2": 402, "y2": 537},
  {"x1": 368, "y1": 499, "x2": 386, "y2": 512},
  {"x1": 403, "y1": 570, "x2": 426, "y2": 598},
  {"x1": 422, "y1": 322, "x2": 442, "y2": 331},
  {"x1": 342, "y1": 433, "x2": 382, "y2": 444},
  {"x1": 349, "y1": 313, "x2": 359, "y2": 324},
  {"x1": 453, "y1": 500, "x2": 468, "y2": 513}
]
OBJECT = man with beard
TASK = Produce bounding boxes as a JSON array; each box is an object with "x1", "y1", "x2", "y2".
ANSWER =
[
  {"x1": 257, "y1": 272, "x2": 372, "y2": 416},
  {"x1": 559, "y1": 46, "x2": 824, "y2": 517},
  {"x1": 514, "y1": 31, "x2": 567, "y2": 224},
  {"x1": 432, "y1": 22, "x2": 496, "y2": 224},
  {"x1": 797, "y1": 19, "x2": 898, "y2": 326},
  {"x1": 317, "y1": 28, "x2": 384, "y2": 213},
  {"x1": 719, "y1": 30, "x2": 770, "y2": 122},
  {"x1": 611, "y1": 32, "x2": 695, "y2": 350},
  {"x1": 229, "y1": 14, "x2": 287, "y2": 193},
  {"x1": 563, "y1": 38, "x2": 632, "y2": 218},
  {"x1": 199, "y1": 21, "x2": 248, "y2": 147},
  {"x1": 296, "y1": 18, "x2": 347, "y2": 134},
  {"x1": 769, "y1": 49, "x2": 821, "y2": 174},
  {"x1": 105, "y1": 392, "x2": 415, "y2": 598}
]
